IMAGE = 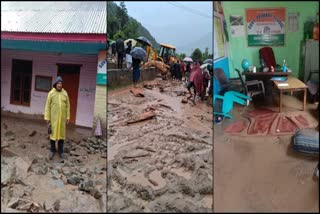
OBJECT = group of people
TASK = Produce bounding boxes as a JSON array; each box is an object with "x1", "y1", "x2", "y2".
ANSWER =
[
  {"x1": 108, "y1": 36, "x2": 213, "y2": 105},
  {"x1": 170, "y1": 60, "x2": 185, "y2": 81},
  {"x1": 109, "y1": 35, "x2": 134, "y2": 69},
  {"x1": 168, "y1": 59, "x2": 213, "y2": 104},
  {"x1": 185, "y1": 61, "x2": 213, "y2": 104}
]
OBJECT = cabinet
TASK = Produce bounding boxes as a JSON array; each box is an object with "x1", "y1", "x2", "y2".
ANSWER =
[{"x1": 300, "y1": 40, "x2": 319, "y2": 82}]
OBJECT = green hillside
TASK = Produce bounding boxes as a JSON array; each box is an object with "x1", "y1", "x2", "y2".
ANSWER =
[{"x1": 107, "y1": 1, "x2": 160, "y2": 49}]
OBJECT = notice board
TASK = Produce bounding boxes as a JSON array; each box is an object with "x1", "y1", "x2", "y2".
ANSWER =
[{"x1": 246, "y1": 8, "x2": 285, "y2": 46}]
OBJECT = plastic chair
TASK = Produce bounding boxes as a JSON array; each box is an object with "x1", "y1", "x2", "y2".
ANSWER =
[
  {"x1": 235, "y1": 69, "x2": 265, "y2": 105},
  {"x1": 213, "y1": 91, "x2": 252, "y2": 119}
]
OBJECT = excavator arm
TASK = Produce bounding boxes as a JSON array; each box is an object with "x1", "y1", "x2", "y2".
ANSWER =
[{"x1": 146, "y1": 45, "x2": 157, "y2": 61}]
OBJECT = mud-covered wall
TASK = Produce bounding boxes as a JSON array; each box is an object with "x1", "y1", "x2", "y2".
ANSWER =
[
  {"x1": 107, "y1": 67, "x2": 158, "y2": 87},
  {"x1": 1, "y1": 49, "x2": 97, "y2": 128}
]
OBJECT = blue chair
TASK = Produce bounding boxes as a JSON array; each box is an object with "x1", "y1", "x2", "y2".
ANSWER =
[{"x1": 213, "y1": 91, "x2": 252, "y2": 118}]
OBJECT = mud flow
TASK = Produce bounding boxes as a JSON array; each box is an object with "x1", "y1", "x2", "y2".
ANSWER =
[
  {"x1": 108, "y1": 79, "x2": 213, "y2": 212},
  {"x1": 1, "y1": 115, "x2": 107, "y2": 212}
]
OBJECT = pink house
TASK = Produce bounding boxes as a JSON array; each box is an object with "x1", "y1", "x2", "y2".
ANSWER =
[{"x1": 1, "y1": 2, "x2": 106, "y2": 128}]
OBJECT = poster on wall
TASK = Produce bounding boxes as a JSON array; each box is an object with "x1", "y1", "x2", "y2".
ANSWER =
[
  {"x1": 97, "y1": 50, "x2": 107, "y2": 85},
  {"x1": 230, "y1": 15, "x2": 245, "y2": 37},
  {"x1": 246, "y1": 8, "x2": 285, "y2": 46}
]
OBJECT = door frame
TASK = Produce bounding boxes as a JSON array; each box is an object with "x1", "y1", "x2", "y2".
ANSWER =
[{"x1": 56, "y1": 63, "x2": 82, "y2": 124}]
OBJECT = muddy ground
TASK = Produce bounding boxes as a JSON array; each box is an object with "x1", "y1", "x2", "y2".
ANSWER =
[
  {"x1": 1, "y1": 114, "x2": 107, "y2": 212},
  {"x1": 107, "y1": 79, "x2": 213, "y2": 212},
  {"x1": 214, "y1": 94, "x2": 319, "y2": 212}
]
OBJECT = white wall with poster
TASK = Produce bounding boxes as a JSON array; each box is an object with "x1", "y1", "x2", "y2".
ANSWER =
[{"x1": 97, "y1": 50, "x2": 107, "y2": 85}]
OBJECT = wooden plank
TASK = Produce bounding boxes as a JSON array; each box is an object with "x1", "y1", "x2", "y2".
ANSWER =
[
  {"x1": 130, "y1": 87, "x2": 144, "y2": 97},
  {"x1": 126, "y1": 111, "x2": 156, "y2": 124}
]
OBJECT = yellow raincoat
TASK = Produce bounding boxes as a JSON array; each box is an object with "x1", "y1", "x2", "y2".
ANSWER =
[{"x1": 44, "y1": 88, "x2": 70, "y2": 141}]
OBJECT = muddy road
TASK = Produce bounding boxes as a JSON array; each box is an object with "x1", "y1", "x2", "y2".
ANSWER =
[
  {"x1": 1, "y1": 114, "x2": 107, "y2": 212},
  {"x1": 107, "y1": 79, "x2": 213, "y2": 212}
]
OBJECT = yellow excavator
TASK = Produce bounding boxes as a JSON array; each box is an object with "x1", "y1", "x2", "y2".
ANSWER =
[{"x1": 146, "y1": 43, "x2": 178, "y2": 65}]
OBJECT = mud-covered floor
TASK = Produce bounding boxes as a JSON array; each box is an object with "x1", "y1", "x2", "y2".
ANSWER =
[
  {"x1": 1, "y1": 114, "x2": 107, "y2": 212},
  {"x1": 107, "y1": 79, "x2": 213, "y2": 212},
  {"x1": 214, "y1": 93, "x2": 319, "y2": 212}
]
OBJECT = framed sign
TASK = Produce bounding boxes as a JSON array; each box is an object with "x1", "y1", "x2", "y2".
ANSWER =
[
  {"x1": 246, "y1": 8, "x2": 285, "y2": 46},
  {"x1": 35, "y1": 75, "x2": 52, "y2": 92}
]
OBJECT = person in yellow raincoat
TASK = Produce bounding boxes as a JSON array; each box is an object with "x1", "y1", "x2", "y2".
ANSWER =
[{"x1": 44, "y1": 76, "x2": 70, "y2": 160}]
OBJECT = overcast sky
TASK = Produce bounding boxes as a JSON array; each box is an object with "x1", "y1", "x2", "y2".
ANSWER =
[{"x1": 115, "y1": 1, "x2": 213, "y2": 55}]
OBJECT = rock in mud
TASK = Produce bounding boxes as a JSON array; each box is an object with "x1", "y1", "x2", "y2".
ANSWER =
[
  {"x1": 148, "y1": 195, "x2": 211, "y2": 213},
  {"x1": 1, "y1": 141, "x2": 10, "y2": 148},
  {"x1": 53, "y1": 199, "x2": 60, "y2": 211},
  {"x1": 182, "y1": 98, "x2": 188, "y2": 103},
  {"x1": 51, "y1": 169, "x2": 61, "y2": 180},
  {"x1": 89, "y1": 188, "x2": 102, "y2": 199},
  {"x1": 29, "y1": 130, "x2": 37, "y2": 137},
  {"x1": 108, "y1": 192, "x2": 141, "y2": 212},
  {"x1": 4, "y1": 131, "x2": 15, "y2": 141},
  {"x1": 61, "y1": 167, "x2": 72, "y2": 177},
  {"x1": 79, "y1": 179, "x2": 94, "y2": 192},
  {"x1": 31, "y1": 164, "x2": 48, "y2": 175},
  {"x1": 1, "y1": 156, "x2": 31, "y2": 186},
  {"x1": 19, "y1": 144, "x2": 26, "y2": 149},
  {"x1": 79, "y1": 167, "x2": 87, "y2": 174},
  {"x1": 3, "y1": 123, "x2": 8, "y2": 129},
  {"x1": 32, "y1": 155, "x2": 47, "y2": 164},
  {"x1": 127, "y1": 184, "x2": 155, "y2": 201},
  {"x1": 7, "y1": 198, "x2": 41, "y2": 212},
  {"x1": 70, "y1": 150, "x2": 80, "y2": 156},
  {"x1": 67, "y1": 175, "x2": 82, "y2": 185},
  {"x1": 94, "y1": 167, "x2": 103, "y2": 175}
]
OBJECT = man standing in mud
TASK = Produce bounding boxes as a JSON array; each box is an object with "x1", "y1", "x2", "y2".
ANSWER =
[
  {"x1": 116, "y1": 35, "x2": 125, "y2": 69},
  {"x1": 44, "y1": 76, "x2": 70, "y2": 160}
]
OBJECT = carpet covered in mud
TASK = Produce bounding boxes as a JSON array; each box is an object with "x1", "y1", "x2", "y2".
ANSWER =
[
  {"x1": 108, "y1": 79, "x2": 213, "y2": 212},
  {"x1": 224, "y1": 109, "x2": 318, "y2": 136}
]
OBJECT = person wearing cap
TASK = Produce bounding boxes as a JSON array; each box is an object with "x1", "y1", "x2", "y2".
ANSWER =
[{"x1": 44, "y1": 76, "x2": 70, "y2": 160}]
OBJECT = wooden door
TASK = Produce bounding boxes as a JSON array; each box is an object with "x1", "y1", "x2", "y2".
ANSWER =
[{"x1": 57, "y1": 64, "x2": 81, "y2": 124}]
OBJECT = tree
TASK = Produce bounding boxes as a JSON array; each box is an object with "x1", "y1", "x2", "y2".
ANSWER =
[
  {"x1": 116, "y1": 1, "x2": 129, "y2": 29},
  {"x1": 202, "y1": 47, "x2": 209, "y2": 61},
  {"x1": 191, "y1": 48, "x2": 202, "y2": 62},
  {"x1": 177, "y1": 53, "x2": 186, "y2": 60},
  {"x1": 123, "y1": 18, "x2": 139, "y2": 39},
  {"x1": 113, "y1": 30, "x2": 125, "y2": 40}
]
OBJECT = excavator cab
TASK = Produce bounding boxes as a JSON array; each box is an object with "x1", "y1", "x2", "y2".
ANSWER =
[{"x1": 158, "y1": 44, "x2": 177, "y2": 65}]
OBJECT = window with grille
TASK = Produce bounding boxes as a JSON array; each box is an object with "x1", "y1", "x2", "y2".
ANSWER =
[{"x1": 10, "y1": 59, "x2": 33, "y2": 106}]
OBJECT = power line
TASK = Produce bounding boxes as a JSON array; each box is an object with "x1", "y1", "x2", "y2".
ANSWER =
[
  {"x1": 167, "y1": 2, "x2": 211, "y2": 19},
  {"x1": 174, "y1": 2, "x2": 212, "y2": 19}
]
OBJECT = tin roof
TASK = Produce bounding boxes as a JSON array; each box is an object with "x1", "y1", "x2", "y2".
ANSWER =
[{"x1": 1, "y1": 1, "x2": 106, "y2": 34}]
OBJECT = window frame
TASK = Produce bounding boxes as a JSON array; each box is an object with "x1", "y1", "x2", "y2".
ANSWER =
[
  {"x1": 34, "y1": 75, "x2": 52, "y2": 92},
  {"x1": 10, "y1": 59, "x2": 33, "y2": 107}
]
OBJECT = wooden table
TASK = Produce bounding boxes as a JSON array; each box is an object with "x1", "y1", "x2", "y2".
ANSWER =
[
  {"x1": 242, "y1": 71, "x2": 290, "y2": 81},
  {"x1": 242, "y1": 71, "x2": 291, "y2": 104},
  {"x1": 272, "y1": 76, "x2": 307, "y2": 112}
]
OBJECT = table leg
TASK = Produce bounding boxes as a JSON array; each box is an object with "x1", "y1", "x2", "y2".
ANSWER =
[
  {"x1": 290, "y1": 90, "x2": 293, "y2": 96},
  {"x1": 279, "y1": 90, "x2": 283, "y2": 112},
  {"x1": 303, "y1": 88, "x2": 306, "y2": 111}
]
